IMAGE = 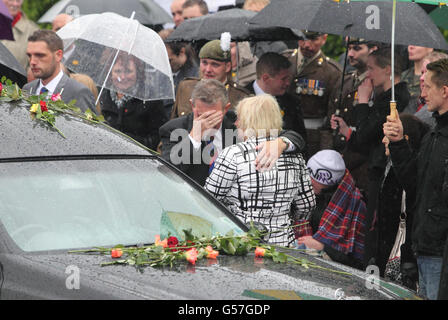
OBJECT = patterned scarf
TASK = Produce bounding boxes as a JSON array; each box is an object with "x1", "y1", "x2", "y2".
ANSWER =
[
  {"x1": 312, "y1": 169, "x2": 366, "y2": 260},
  {"x1": 109, "y1": 90, "x2": 134, "y2": 109}
]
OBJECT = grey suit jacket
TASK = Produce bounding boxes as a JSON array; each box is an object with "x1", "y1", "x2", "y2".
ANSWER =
[{"x1": 23, "y1": 73, "x2": 96, "y2": 114}]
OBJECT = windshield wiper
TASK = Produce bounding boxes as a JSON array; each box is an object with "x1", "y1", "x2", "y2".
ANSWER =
[{"x1": 0, "y1": 154, "x2": 159, "y2": 163}]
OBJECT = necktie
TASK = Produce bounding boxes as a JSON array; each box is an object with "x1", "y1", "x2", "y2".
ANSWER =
[
  {"x1": 207, "y1": 136, "x2": 218, "y2": 174},
  {"x1": 40, "y1": 87, "x2": 49, "y2": 96}
]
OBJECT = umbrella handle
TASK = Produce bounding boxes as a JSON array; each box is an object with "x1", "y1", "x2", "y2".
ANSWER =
[{"x1": 389, "y1": 101, "x2": 397, "y2": 120}]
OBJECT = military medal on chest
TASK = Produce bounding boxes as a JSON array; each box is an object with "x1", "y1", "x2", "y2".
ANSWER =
[
  {"x1": 296, "y1": 78, "x2": 325, "y2": 96},
  {"x1": 317, "y1": 80, "x2": 324, "y2": 96},
  {"x1": 353, "y1": 91, "x2": 359, "y2": 106},
  {"x1": 308, "y1": 80, "x2": 314, "y2": 95},
  {"x1": 295, "y1": 78, "x2": 306, "y2": 94}
]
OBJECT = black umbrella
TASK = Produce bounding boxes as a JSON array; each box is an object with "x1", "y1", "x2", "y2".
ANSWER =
[
  {"x1": 249, "y1": 0, "x2": 352, "y2": 37},
  {"x1": 0, "y1": 42, "x2": 27, "y2": 87},
  {"x1": 38, "y1": 0, "x2": 172, "y2": 26},
  {"x1": 345, "y1": 0, "x2": 448, "y2": 50},
  {"x1": 249, "y1": 0, "x2": 448, "y2": 50},
  {"x1": 167, "y1": 8, "x2": 303, "y2": 42}
]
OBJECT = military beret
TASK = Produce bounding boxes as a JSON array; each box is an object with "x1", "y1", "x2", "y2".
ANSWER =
[
  {"x1": 199, "y1": 40, "x2": 231, "y2": 62},
  {"x1": 303, "y1": 31, "x2": 324, "y2": 40},
  {"x1": 347, "y1": 37, "x2": 368, "y2": 45}
]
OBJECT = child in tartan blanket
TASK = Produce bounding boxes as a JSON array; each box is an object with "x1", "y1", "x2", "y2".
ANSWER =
[{"x1": 295, "y1": 150, "x2": 367, "y2": 270}]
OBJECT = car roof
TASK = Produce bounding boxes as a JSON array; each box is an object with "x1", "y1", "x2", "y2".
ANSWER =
[{"x1": 0, "y1": 101, "x2": 152, "y2": 159}]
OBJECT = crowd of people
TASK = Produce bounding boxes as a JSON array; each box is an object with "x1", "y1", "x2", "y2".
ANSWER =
[{"x1": 2, "y1": 0, "x2": 448, "y2": 300}]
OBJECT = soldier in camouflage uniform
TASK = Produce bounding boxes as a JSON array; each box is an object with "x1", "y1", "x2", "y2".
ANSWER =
[
  {"x1": 170, "y1": 39, "x2": 250, "y2": 119},
  {"x1": 283, "y1": 32, "x2": 342, "y2": 158},
  {"x1": 401, "y1": 45, "x2": 433, "y2": 113},
  {"x1": 328, "y1": 38, "x2": 380, "y2": 194}
]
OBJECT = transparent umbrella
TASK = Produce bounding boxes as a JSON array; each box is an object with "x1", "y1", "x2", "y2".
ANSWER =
[
  {"x1": 57, "y1": 12, "x2": 174, "y2": 102},
  {"x1": 38, "y1": 0, "x2": 172, "y2": 26}
]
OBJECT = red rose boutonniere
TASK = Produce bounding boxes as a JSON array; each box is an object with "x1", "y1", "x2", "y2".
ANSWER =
[{"x1": 51, "y1": 93, "x2": 62, "y2": 102}]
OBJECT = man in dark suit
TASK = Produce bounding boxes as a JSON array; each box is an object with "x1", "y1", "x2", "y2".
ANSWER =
[
  {"x1": 160, "y1": 79, "x2": 305, "y2": 186},
  {"x1": 23, "y1": 30, "x2": 96, "y2": 114},
  {"x1": 245, "y1": 52, "x2": 308, "y2": 157}
]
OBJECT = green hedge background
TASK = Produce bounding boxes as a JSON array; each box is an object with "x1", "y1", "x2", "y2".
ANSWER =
[{"x1": 22, "y1": 0, "x2": 447, "y2": 60}]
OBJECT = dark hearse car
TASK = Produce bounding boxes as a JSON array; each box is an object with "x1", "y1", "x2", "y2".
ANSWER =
[{"x1": 0, "y1": 99, "x2": 420, "y2": 300}]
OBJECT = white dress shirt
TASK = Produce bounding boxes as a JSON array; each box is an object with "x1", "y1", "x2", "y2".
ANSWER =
[
  {"x1": 253, "y1": 80, "x2": 266, "y2": 96},
  {"x1": 36, "y1": 70, "x2": 64, "y2": 97},
  {"x1": 189, "y1": 124, "x2": 223, "y2": 155}
]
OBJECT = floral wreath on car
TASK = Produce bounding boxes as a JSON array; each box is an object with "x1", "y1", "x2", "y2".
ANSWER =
[
  {"x1": 69, "y1": 223, "x2": 352, "y2": 276},
  {"x1": 0, "y1": 77, "x2": 104, "y2": 138}
]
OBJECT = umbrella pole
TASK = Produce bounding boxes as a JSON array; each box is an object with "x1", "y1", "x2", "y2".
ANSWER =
[
  {"x1": 96, "y1": 11, "x2": 136, "y2": 106},
  {"x1": 235, "y1": 42, "x2": 240, "y2": 84},
  {"x1": 390, "y1": 0, "x2": 397, "y2": 119},
  {"x1": 333, "y1": 38, "x2": 349, "y2": 138}
]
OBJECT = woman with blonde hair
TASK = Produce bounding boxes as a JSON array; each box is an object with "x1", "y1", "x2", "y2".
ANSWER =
[{"x1": 205, "y1": 95, "x2": 315, "y2": 247}]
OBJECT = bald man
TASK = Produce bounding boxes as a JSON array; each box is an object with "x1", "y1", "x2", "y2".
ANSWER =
[
  {"x1": 170, "y1": 0, "x2": 186, "y2": 27},
  {"x1": 52, "y1": 14, "x2": 73, "y2": 32}
]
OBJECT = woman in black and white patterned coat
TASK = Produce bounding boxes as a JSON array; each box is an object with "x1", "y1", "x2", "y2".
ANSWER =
[{"x1": 205, "y1": 95, "x2": 316, "y2": 247}]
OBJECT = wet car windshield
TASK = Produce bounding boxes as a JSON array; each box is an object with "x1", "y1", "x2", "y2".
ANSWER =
[{"x1": 0, "y1": 158, "x2": 244, "y2": 252}]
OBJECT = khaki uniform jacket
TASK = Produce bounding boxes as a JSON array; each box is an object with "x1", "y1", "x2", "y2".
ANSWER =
[
  {"x1": 1, "y1": 12, "x2": 39, "y2": 70},
  {"x1": 401, "y1": 66, "x2": 420, "y2": 101},
  {"x1": 328, "y1": 70, "x2": 368, "y2": 127},
  {"x1": 170, "y1": 77, "x2": 250, "y2": 119},
  {"x1": 328, "y1": 70, "x2": 370, "y2": 192},
  {"x1": 230, "y1": 41, "x2": 258, "y2": 88},
  {"x1": 284, "y1": 49, "x2": 342, "y2": 120}
]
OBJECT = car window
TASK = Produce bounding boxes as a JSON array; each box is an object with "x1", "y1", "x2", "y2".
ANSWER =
[{"x1": 0, "y1": 158, "x2": 244, "y2": 252}]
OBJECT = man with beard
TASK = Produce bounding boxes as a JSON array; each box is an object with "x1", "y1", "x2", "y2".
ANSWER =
[
  {"x1": 328, "y1": 38, "x2": 380, "y2": 193},
  {"x1": 23, "y1": 30, "x2": 96, "y2": 114},
  {"x1": 283, "y1": 32, "x2": 342, "y2": 157}
]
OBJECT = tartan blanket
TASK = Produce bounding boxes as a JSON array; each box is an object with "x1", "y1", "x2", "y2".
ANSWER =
[{"x1": 313, "y1": 170, "x2": 366, "y2": 260}]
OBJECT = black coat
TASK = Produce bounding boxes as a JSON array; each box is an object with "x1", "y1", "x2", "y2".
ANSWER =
[
  {"x1": 99, "y1": 89, "x2": 168, "y2": 151},
  {"x1": 245, "y1": 82, "x2": 308, "y2": 148},
  {"x1": 347, "y1": 82, "x2": 410, "y2": 267},
  {"x1": 374, "y1": 164, "x2": 416, "y2": 277},
  {"x1": 159, "y1": 111, "x2": 305, "y2": 186},
  {"x1": 159, "y1": 112, "x2": 236, "y2": 186},
  {"x1": 348, "y1": 82, "x2": 410, "y2": 179},
  {"x1": 390, "y1": 111, "x2": 448, "y2": 257}
]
